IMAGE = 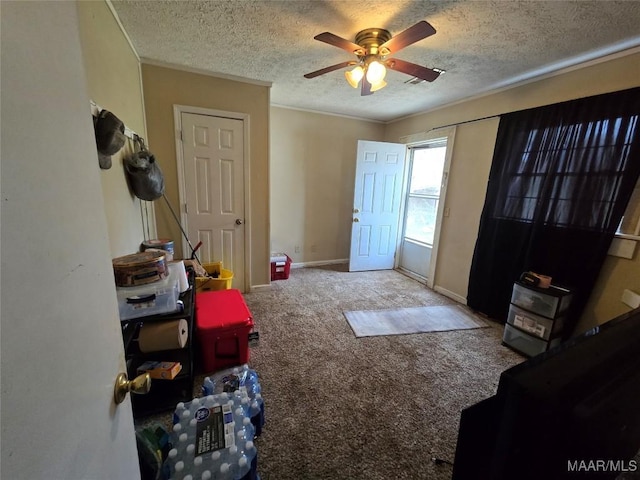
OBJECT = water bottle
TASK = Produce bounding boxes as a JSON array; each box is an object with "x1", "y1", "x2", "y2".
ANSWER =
[
  {"x1": 167, "y1": 448, "x2": 179, "y2": 462},
  {"x1": 248, "y1": 400, "x2": 263, "y2": 437},
  {"x1": 174, "y1": 460, "x2": 185, "y2": 478},
  {"x1": 202, "y1": 376, "x2": 215, "y2": 396},
  {"x1": 192, "y1": 455, "x2": 203, "y2": 479},
  {"x1": 182, "y1": 408, "x2": 192, "y2": 422},
  {"x1": 186, "y1": 443, "x2": 196, "y2": 457},
  {"x1": 210, "y1": 450, "x2": 223, "y2": 471},
  {"x1": 243, "y1": 440, "x2": 258, "y2": 480},
  {"x1": 238, "y1": 417, "x2": 255, "y2": 442},
  {"x1": 241, "y1": 365, "x2": 261, "y2": 396},
  {"x1": 234, "y1": 454, "x2": 251, "y2": 480},
  {"x1": 163, "y1": 448, "x2": 179, "y2": 479},
  {"x1": 240, "y1": 396, "x2": 250, "y2": 414},
  {"x1": 218, "y1": 462, "x2": 232, "y2": 480},
  {"x1": 174, "y1": 402, "x2": 187, "y2": 424},
  {"x1": 176, "y1": 432, "x2": 190, "y2": 456},
  {"x1": 172, "y1": 422, "x2": 183, "y2": 437}
]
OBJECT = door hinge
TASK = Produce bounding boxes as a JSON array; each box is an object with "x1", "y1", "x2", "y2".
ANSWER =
[
  {"x1": 178, "y1": 130, "x2": 183, "y2": 141},
  {"x1": 184, "y1": 203, "x2": 188, "y2": 214}
]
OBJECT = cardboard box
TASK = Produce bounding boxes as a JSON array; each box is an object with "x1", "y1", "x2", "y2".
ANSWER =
[{"x1": 136, "y1": 360, "x2": 182, "y2": 380}]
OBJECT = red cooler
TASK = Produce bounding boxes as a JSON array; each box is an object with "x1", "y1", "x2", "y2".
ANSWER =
[{"x1": 195, "y1": 289, "x2": 253, "y2": 373}]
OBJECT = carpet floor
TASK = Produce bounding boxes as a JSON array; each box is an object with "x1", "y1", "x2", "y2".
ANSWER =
[{"x1": 138, "y1": 264, "x2": 526, "y2": 479}]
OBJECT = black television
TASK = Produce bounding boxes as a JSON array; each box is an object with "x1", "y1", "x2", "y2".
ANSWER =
[{"x1": 452, "y1": 307, "x2": 640, "y2": 480}]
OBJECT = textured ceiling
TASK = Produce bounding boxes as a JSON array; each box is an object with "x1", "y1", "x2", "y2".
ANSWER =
[{"x1": 111, "y1": 0, "x2": 640, "y2": 122}]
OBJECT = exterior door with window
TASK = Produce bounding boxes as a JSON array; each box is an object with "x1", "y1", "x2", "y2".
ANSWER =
[{"x1": 349, "y1": 140, "x2": 407, "y2": 271}]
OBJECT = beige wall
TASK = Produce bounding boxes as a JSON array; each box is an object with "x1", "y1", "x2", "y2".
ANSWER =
[
  {"x1": 141, "y1": 64, "x2": 271, "y2": 286},
  {"x1": 77, "y1": 1, "x2": 148, "y2": 258},
  {"x1": 385, "y1": 52, "x2": 640, "y2": 332},
  {"x1": 270, "y1": 108, "x2": 385, "y2": 264},
  {"x1": 432, "y1": 118, "x2": 500, "y2": 300}
]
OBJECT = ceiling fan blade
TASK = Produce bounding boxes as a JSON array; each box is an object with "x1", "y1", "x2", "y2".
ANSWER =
[
  {"x1": 314, "y1": 32, "x2": 365, "y2": 55},
  {"x1": 361, "y1": 77, "x2": 373, "y2": 96},
  {"x1": 379, "y1": 21, "x2": 436, "y2": 55},
  {"x1": 385, "y1": 58, "x2": 441, "y2": 82},
  {"x1": 304, "y1": 61, "x2": 357, "y2": 79}
]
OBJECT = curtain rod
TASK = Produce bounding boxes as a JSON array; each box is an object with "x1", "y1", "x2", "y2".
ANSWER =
[
  {"x1": 90, "y1": 100, "x2": 142, "y2": 141},
  {"x1": 426, "y1": 112, "x2": 502, "y2": 133}
]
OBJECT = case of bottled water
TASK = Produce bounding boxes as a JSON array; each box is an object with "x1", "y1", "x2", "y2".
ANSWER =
[
  {"x1": 163, "y1": 390, "x2": 259, "y2": 480},
  {"x1": 201, "y1": 364, "x2": 264, "y2": 436}
]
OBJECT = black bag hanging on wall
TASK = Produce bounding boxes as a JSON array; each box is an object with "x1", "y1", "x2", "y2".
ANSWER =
[{"x1": 124, "y1": 136, "x2": 165, "y2": 201}]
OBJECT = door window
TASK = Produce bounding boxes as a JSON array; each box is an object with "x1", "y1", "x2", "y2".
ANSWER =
[{"x1": 403, "y1": 144, "x2": 446, "y2": 246}]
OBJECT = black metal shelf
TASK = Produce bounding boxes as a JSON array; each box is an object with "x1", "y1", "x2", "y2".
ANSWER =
[{"x1": 121, "y1": 269, "x2": 196, "y2": 418}]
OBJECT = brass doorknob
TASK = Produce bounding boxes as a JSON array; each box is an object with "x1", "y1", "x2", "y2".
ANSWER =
[
  {"x1": 353, "y1": 218, "x2": 360, "y2": 222},
  {"x1": 235, "y1": 219, "x2": 244, "y2": 225},
  {"x1": 114, "y1": 372, "x2": 151, "y2": 405}
]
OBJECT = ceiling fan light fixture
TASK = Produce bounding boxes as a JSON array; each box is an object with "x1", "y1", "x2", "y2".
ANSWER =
[
  {"x1": 366, "y1": 60, "x2": 386, "y2": 84},
  {"x1": 306, "y1": 21, "x2": 441, "y2": 96},
  {"x1": 345, "y1": 65, "x2": 364, "y2": 88},
  {"x1": 370, "y1": 79, "x2": 387, "y2": 92}
]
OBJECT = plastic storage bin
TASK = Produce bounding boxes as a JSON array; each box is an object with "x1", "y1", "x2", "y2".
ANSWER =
[
  {"x1": 117, "y1": 270, "x2": 179, "y2": 321},
  {"x1": 270, "y1": 253, "x2": 291, "y2": 281},
  {"x1": 507, "y1": 304, "x2": 564, "y2": 341},
  {"x1": 195, "y1": 289, "x2": 254, "y2": 373},
  {"x1": 511, "y1": 282, "x2": 572, "y2": 319},
  {"x1": 503, "y1": 324, "x2": 561, "y2": 357}
]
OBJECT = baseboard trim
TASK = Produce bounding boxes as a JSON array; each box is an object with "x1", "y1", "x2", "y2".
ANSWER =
[
  {"x1": 291, "y1": 258, "x2": 349, "y2": 269},
  {"x1": 249, "y1": 284, "x2": 272, "y2": 292},
  {"x1": 434, "y1": 286, "x2": 467, "y2": 305},
  {"x1": 396, "y1": 267, "x2": 427, "y2": 284}
]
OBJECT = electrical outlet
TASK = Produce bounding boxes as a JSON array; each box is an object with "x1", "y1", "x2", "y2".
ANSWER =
[{"x1": 294, "y1": 245, "x2": 300, "y2": 253}]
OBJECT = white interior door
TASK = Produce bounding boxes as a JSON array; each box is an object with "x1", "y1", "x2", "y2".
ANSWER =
[
  {"x1": 180, "y1": 112, "x2": 245, "y2": 290},
  {"x1": 349, "y1": 140, "x2": 407, "y2": 271},
  {"x1": 2, "y1": 3, "x2": 139, "y2": 478}
]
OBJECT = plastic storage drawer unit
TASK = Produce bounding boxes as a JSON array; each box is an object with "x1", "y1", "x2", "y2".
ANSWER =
[
  {"x1": 511, "y1": 282, "x2": 572, "y2": 319},
  {"x1": 503, "y1": 324, "x2": 561, "y2": 357},
  {"x1": 507, "y1": 304, "x2": 564, "y2": 341},
  {"x1": 195, "y1": 289, "x2": 254, "y2": 373}
]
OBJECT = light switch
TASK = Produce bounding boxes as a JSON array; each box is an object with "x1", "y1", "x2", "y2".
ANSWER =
[{"x1": 622, "y1": 289, "x2": 640, "y2": 309}]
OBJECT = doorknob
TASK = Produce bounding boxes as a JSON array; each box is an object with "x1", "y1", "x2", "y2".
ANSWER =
[
  {"x1": 114, "y1": 372, "x2": 151, "y2": 405},
  {"x1": 235, "y1": 219, "x2": 244, "y2": 225},
  {"x1": 352, "y1": 208, "x2": 360, "y2": 213},
  {"x1": 353, "y1": 218, "x2": 360, "y2": 223}
]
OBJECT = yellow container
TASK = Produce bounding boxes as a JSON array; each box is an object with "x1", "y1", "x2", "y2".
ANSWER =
[
  {"x1": 196, "y1": 267, "x2": 233, "y2": 292},
  {"x1": 202, "y1": 261, "x2": 223, "y2": 276}
]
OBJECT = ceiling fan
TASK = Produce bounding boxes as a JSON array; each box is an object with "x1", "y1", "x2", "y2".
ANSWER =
[{"x1": 304, "y1": 21, "x2": 442, "y2": 96}]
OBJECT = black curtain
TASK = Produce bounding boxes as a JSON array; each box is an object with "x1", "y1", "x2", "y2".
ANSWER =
[{"x1": 467, "y1": 88, "x2": 640, "y2": 336}]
